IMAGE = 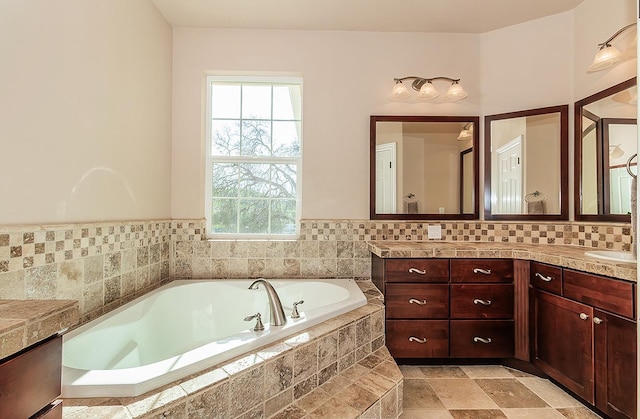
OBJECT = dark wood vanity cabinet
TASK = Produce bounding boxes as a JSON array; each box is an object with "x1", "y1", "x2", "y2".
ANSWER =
[
  {"x1": 372, "y1": 256, "x2": 514, "y2": 359},
  {"x1": 530, "y1": 262, "x2": 637, "y2": 419},
  {"x1": 0, "y1": 335, "x2": 63, "y2": 419}
]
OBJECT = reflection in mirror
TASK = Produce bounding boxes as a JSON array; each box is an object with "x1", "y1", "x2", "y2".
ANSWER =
[
  {"x1": 370, "y1": 116, "x2": 479, "y2": 220},
  {"x1": 575, "y1": 78, "x2": 637, "y2": 221},
  {"x1": 484, "y1": 105, "x2": 569, "y2": 220}
]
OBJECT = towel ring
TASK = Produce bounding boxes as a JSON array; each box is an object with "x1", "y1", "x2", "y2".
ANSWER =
[
  {"x1": 524, "y1": 191, "x2": 545, "y2": 203},
  {"x1": 626, "y1": 153, "x2": 637, "y2": 179}
]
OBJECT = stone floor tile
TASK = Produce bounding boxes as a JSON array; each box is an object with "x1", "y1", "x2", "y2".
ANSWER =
[
  {"x1": 419, "y1": 366, "x2": 468, "y2": 378},
  {"x1": 503, "y1": 408, "x2": 566, "y2": 418},
  {"x1": 475, "y1": 378, "x2": 549, "y2": 409},
  {"x1": 517, "y1": 377, "x2": 584, "y2": 408},
  {"x1": 448, "y1": 409, "x2": 508, "y2": 418},
  {"x1": 403, "y1": 379, "x2": 445, "y2": 409},
  {"x1": 427, "y1": 379, "x2": 499, "y2": 409},
  {"x1": 400, "y1": 409, "x2": 454, "y2": 418},
  {"x1": 399, "y1": 365, "x2": 427, "y2": 379},
  {"x1": 556, "y1": 407, "x2": 603, "y2": 418},
  {"x1": 459, "y1": 365, "x2": 515, "y2": 378}
]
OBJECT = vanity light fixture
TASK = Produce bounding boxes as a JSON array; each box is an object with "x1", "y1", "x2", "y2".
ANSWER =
[
  {"x1": 390, "y1": 76, "x2": 468, "y2": 101},
  {"x1": 588, "y1": 22, "x2": 637, "y2": 73},
  {"x1": 457, "y1": 123, "x2": 473, "y2": 141}
]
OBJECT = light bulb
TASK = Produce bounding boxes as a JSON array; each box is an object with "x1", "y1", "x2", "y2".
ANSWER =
[
  {"x1": 389, "y1": 81, "x2": 411, "y2": 100},
  {"x1": 588, "y1": 44, "x2": 624, "y2": 73},
  {"x1": 416, "y1": 81, "x2": 439, "y2": 100},
  {"x1": 443, "y1": 82, "x2": 468, "y2": 101}
]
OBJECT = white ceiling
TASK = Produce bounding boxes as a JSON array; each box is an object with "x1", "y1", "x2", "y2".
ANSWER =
[{"x1": 152, "y1": 0, "x2": 584, "y2": 33}]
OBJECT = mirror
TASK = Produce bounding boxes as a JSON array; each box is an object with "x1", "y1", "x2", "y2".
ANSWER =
[
  {"x1": 484, "y1": 105, "x2": 569, "y2": 220},
  {"x1": 370, "y1": 115, "x2": 480, "y2": 220},
  {"x1": 575, "y1": 78, "x2": 637, "y2": 221}
]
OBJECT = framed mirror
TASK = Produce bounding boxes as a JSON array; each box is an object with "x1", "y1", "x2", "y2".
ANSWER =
[
  {"x1": 370, "y1": 115, "x2": 480, "y2": 220},
  {"x1": 575, "y1": 78, "x2": 637, "y2": 222},
  {"x1": 484, "y1": 105, "x2": 569, "y2": 220}
]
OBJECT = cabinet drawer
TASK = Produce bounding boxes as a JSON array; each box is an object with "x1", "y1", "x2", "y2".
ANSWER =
[
  {"x1": 563, "y1": 269, "x2": 634, "y2": 319},
  {"x1": 450, "y1": 259, "x2": 513, "y2": 283},
  {"x1": 0, "y1": 336, "x2": 62, "y2": 419},
  {"x1": 385, "y1": 259, "x2": 449, "y2": 283},
  {"x1": 386, "y1": 284, "x2": 449, "y2": 319},
  {"x1": 530, "y1": 262, "x2": 562, "y2": 295},
  {"x1": 450, "y1": 284, "x2": 514, "y2": 319},
  {"x1": 450, "y1": 320, "x2": 514, "y2": 358},
  {"x1": 386, "y1": 320, "x2": 449, "y2": 358}
]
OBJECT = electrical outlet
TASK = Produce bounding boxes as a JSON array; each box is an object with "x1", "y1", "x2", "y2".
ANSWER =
[{"x1": 427, "y1": 225, "x2": 442, "y2": 240}]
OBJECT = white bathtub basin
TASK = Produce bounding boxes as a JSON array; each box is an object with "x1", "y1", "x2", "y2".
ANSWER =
[{"x1": 584, "y1": 250, "x2": 637, "y2": 263}]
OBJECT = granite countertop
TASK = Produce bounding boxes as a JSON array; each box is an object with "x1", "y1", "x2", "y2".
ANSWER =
[
  {"x1": 368, "y1": 241, "x2": 638, "y2": 283},
  {"x1": 0, "y1": 299, "x2": 80, "y2": 359}
]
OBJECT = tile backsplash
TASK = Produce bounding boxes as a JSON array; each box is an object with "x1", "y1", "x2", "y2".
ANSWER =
[{"x1": 0, "y1": 218, "x2": 632, "y2": 320}]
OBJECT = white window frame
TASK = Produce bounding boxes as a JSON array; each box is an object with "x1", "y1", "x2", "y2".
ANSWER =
[{"x1": 204, "y1": 75, "x2": 303, "y2": 239}]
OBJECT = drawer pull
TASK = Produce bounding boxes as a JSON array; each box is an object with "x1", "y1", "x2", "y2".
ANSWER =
[
  {"x1": 473, "y1": 268, "x2": 492, "y2": 275},
  {"x1": 473, "y1": 299, "x2": 492, "y2": 306},
  {"x1": 409, "y1": 298, "x2": 427, "y2": 305},
  {"x1": 408, "y1": 268, "x2": 427, "y2": 275},
  {"x1": 473, "y1": 337, "x2": 492, "y2": 344},
  {"x1": 408, "y1": 336, "x2": 427, "y2": 344},
  {"x1": 579, "y1": 313, "x2": 589, "y2": 320},
  {"x1": 593, "y1": 317, "x2": 603, "y2": 325},
  {"x1": 535, "y1": 272, "x2": 553, "y2": 282}
]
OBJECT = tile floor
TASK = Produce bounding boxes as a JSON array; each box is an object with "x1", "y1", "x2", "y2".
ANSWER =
[{"x1": 398, "y1": 365, "x2": 602, "y2": 419}]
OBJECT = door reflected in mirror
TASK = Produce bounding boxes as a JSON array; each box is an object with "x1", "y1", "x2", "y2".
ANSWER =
[
  {"x1": 484, "y1": 105, "x2": 569, "y2": 220},
  {"x1": 576, "y1": 78, "x2": 637, "y2": 221},
  {"x1": 370, "y1": 116, "x2": 479, "y2": 220}
]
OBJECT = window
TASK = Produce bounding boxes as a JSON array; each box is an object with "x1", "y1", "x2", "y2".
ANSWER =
[{"x1": 205, "y1": 76, "x2": 302, "y2": 238}]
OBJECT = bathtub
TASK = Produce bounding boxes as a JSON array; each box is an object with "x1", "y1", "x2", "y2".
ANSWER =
[{"x1": 62, "y1": 278, "x2": 367, "y2": 398}]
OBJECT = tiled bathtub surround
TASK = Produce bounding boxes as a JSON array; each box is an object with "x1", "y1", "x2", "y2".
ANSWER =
[
  {"x1": 171, "y1": 219, "x2": 632, "y2": 280},
  {"x1": 0, "y1": 218, "x2": 633, "y2": 320},
  {"x1": 0, "y1": 221, "x2": 172, "y2": 320},
  {"x1": 62, "y1": 282, "x2": 402, "y2": 419}
]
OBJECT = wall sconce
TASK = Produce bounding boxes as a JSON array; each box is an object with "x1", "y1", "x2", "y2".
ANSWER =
[
  {"x1": 588, "y1": 22, "x2": 637, "y2": 73},
  {"x1": 457, "y1": 123, "x2": 473, "y2": 141},
  {"x1": 390, "y1": 76, "x2": 468, "y2": 101},
  {"x1": 610, "y1": 144, "x2": 625, "y2": 159}
]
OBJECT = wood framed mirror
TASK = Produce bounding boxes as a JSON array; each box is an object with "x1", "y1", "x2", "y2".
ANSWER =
[
  {"x1": 370, "y1": 115, "x2": 480, "y2": 220},
  {"x1": 484, "y1": 105, "x2": 569, "y2": 220},
  {"x1": 575, "y1": 77, "x2": 637, "y2": 222}
]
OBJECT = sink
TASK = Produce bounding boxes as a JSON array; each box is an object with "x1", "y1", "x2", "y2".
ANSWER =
[{"x1": 584, "y1": 250, "x2": 637, "y2": 263}]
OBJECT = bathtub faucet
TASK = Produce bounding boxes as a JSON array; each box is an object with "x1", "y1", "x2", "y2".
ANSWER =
[{"x1": 248, "y1": 279, "x2": 287, "y2": 326}]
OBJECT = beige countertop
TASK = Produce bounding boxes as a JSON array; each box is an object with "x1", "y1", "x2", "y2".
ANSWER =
[
  {"x1": 368, "y1": 241, "x2": 637, "y2": 283},
  {"x1": 0, "y1": 299, "x2": 80, "y2": 359}
]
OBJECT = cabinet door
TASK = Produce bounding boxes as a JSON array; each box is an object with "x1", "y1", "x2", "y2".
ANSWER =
[
  {"x1": 594, "y1": 310, "x2": 637, "y2": 419},
  {"x1": 532, "y1": 290, "x2": 594, "y2": 403}
]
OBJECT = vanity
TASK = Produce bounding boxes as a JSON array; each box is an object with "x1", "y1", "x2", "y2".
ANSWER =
[
  {"x1": 0, "y1": 300, "x2": 80, "y2": 419},
  {"x1": 369, "y1": 241, "x2": 637, "y2": 419}
]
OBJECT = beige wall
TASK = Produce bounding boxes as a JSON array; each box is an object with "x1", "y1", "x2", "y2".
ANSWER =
[
  {"x1": 0, "y1": 1, "x2": 636, "y2": 225},
  {"x1": 171, "y1": 30, "x2": 482, "y2": 220},
  {"x1": 0, "y1": 0, "x2": 173, "y2": 225}
]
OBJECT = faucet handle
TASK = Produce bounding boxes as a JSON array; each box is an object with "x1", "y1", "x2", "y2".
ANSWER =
[
  {"x1": 291, "y1": 300, "x2": 304, "y2": 319},
  {"x1": 244, "y1": 312, "x2": 265, "y2": 331}
]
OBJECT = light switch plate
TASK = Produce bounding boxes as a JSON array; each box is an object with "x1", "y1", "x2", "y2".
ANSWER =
[{"x1": 427, "y1": 225, "x2": 442, "y2": 240}]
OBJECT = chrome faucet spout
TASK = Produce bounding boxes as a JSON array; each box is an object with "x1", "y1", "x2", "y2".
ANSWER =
[{"x1": 248, "y1": 279, "x2": 287, "y2": 326}]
